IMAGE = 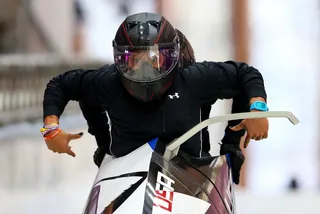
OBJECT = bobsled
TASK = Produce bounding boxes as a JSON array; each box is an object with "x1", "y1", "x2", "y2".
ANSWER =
[{"x1": 82, "y1": 111, "x2": 299, "y2": 214}]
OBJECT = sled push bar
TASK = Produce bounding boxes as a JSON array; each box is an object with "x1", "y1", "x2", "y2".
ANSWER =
[{"x1": 163, "y1": 111, "x2": 300, "y2": 160}]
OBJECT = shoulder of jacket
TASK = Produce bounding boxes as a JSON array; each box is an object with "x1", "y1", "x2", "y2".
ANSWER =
[
  {"x1": 89, "y1": 64, "x2": 116, "y2": 73},
  {"x1": 179, "y1": 61, "x2": 210, "y2": 73},
  {"x1": 79, "y1": 64, "x2": 117, "y2": 78}
]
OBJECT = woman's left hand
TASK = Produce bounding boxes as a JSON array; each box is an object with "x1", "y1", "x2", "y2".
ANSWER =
[{"x1": 230, "y1": 112, "x2": 269, "y2": 148}]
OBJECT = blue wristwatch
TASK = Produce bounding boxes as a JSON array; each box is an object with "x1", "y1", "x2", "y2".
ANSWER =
[{"x1": 250, "y1": 101, "x2": 269, "y2": 111}]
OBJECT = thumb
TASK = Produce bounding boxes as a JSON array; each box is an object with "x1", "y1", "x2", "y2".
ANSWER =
[
  {"x1": 69, "y1": 132, "x2": 84, "y2": 141},
  {"x1": 230, "y1": 122, "x2": 245, "y2": 131}
]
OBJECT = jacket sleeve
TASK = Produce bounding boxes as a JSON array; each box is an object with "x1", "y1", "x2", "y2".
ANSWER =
[
  {"x1": 182, "y1": 60, "x2": 267, "y2": 104},
  {"x1": 43, "y1": 67, "x2": 110, "y2": 119},
  {"x1": 79, "y1": 101, "x2": 111, "y2": 147}
]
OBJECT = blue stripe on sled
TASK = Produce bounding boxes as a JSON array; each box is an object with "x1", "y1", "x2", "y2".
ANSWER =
[
  {"x1": 226, "y1": 153, "x2": 232, "y2": 169},
  {"x1": 148, "y1": 137, "x2": 158, "y2": 151}
]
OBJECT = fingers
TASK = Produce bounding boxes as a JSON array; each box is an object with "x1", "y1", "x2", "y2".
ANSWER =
[
  {"x1": 50, "y1": 146, "x2": 75, "y2": 157},
  {"x1": 47, "y1": 140, "x2": 77, "y2": 156},
  {"x1": 69, "y1": 132, "x2": 84, "y2": 141},
  {"x1": 255, "y1": 136, "x2": 263, "y2": 141},
  {"x1": 253, "y1": 133, "x2": 268, "y2": 141},
  {"x1": 66, "y1": 148, "x2": 76, "y2": 157},
  {"x1": 244, "y1": 134, "x2": 251, "y2": 148},
  {"x1": 44, "y1": 130, "x2": 83, "y2": 157},
  {"x1": 230, "y1": 121, "x2": 246, "y2": 131},
  {"x1": 244, "y1": 133, "x2": 268, "y2": 148},
  {"x1": 263, "y1": 132, "x2": 268, "y2": 139}
]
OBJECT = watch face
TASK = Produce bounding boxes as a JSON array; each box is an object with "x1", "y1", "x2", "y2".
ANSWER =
[
  {"x1": 257, "y1": 102, "x2": 266, "y2": 108},
  {"x1": 251, "y1": 101, "x2": 268, "y2": 111}
]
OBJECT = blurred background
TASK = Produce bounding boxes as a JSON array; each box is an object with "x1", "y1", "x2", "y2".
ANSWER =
[{"x1": 0, "y1": 0, "x2": 319, "y2": 213}]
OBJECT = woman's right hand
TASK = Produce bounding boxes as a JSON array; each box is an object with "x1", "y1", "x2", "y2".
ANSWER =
[{"x1": 45, "y1": 130, "x2": 83, "y2": 157}]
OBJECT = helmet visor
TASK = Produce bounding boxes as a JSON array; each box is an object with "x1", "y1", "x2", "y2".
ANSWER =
[{"x1": 114, "y1": 36, "x2": 180, "y2": 83}]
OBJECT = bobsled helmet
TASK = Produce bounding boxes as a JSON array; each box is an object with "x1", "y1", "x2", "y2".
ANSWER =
[
  {"x1": 175, "y1": 29, "x2": 196, "y2": 68},
  {"x1": 113, "y1": 12, "x2": 180, "y2": 102}
]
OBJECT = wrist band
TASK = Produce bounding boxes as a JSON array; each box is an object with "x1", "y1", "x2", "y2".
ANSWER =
[
  {"x1": 40, "y1": 123, "x2": 60, "y2": 140},
  {"x1": 43, "y1": 128, "x2": 61, "y2": 140}
]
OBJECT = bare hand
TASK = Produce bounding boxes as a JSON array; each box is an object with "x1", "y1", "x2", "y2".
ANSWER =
[
  {"x1": 230, "y1": 117, "x2": 269, "y2": 148},
  {"x1": 45, "y1": 130, "x2": 83, "y2": 157}
]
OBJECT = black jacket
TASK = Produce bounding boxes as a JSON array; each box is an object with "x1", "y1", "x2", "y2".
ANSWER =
[{"x1": 43, "y1": 61, "x2": 267, "y2": 157}]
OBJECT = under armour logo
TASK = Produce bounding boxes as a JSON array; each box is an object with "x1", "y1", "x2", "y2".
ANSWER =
[{"x1": 168, "y1": 93, "x2": 179, "y2": 99}]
